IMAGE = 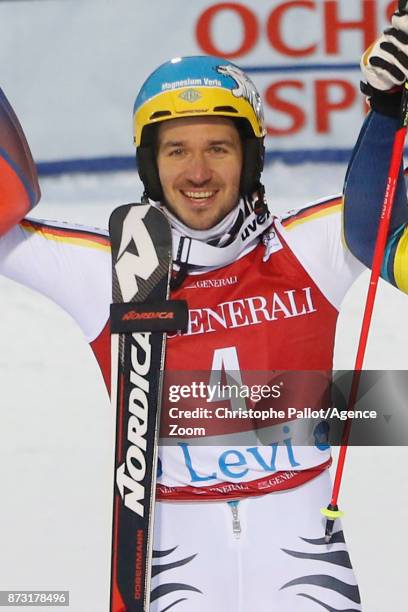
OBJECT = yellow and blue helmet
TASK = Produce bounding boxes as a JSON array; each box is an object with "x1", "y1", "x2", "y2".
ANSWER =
[{"x1": 134, "y1": 55, "x2": 266, "y2": 202}]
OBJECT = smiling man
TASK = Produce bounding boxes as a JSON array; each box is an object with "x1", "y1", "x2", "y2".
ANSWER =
[
  {"x1": 2, "y1": 47, "x2": 404, "y2": 610},
  {"x1": 156, "y1": 116, "x2": 243, "y2": 230}
]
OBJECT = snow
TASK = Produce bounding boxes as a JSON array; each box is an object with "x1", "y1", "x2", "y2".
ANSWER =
[{"x1": 0, "y1": 164, "x2": 407, "y2": 611}]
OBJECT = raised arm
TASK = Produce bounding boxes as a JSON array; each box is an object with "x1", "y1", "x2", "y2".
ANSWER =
[
  {"x1": 0, "y1": 90, "x2": 111, "y2": 355},
  {"x1": 343, "y1": 4, "x2": 408, "y2": 289}
]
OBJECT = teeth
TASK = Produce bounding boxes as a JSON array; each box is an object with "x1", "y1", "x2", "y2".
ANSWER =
[{"x1": 184, "y1": 191, "x2": 215, "y2": 199}]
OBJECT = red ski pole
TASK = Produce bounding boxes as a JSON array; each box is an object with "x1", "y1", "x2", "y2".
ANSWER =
[{"x1": 322, "y1": 76, "x2": 408, "y2": 542}]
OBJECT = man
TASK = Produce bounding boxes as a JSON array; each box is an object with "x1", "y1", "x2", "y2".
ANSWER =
[
  {"x1": 0, "y1": 53, "x2": 363, "y2": 612},
  {"x1": 2, "y1": 33, "x2": 408, "y2": 608}
]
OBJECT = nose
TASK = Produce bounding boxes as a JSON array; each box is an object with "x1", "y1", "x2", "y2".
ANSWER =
[{"x1": 184, "y1": 152, "x2": 212, "y2": 185}]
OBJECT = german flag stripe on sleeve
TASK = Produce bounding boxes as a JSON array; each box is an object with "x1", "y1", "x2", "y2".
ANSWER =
[
  {"x1": 281, "y1": 196, "x2": 343, "y2": 230},
  {"x1": 20, "y1": 219, "x2": 110, "y2": 252}
]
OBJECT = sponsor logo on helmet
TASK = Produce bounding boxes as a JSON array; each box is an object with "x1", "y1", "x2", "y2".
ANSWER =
[
  {"x1": 178, "y1": 88, "x2": 203, "y2": 103},
  {"x1": 216, "y1": 64, "x2": 264, "y2": 128},
  {"x1": 176, "y1": 109, "x2": 209, "y2": 115},
  {"x1": 161, "y1": 77, "x2": 221, "y2": 92}
]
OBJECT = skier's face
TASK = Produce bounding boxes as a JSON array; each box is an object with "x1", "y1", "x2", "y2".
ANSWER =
[{"x1": 156, "y1": 116, "x2": 243, "y2": 230}]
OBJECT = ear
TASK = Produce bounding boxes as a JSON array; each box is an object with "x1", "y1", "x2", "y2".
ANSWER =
[
  {"x1": 136, "y1": 146, "x2": 164, "y2": 202},
  {"x1": 240, "y1": 137, "x2": 265, "y2": 197}
]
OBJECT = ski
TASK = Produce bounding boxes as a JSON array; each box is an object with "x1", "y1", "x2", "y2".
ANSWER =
[{"x1": 108, "y1": 203, "x2": 187, "y2": 612}]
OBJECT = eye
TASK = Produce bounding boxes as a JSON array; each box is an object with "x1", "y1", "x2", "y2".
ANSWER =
[
  {"x1": 168, "y1": 147, "x2": 185, "y2": 157},
  {"x1": 209, "y1": 145, "x2": 227, "y2": 155}
]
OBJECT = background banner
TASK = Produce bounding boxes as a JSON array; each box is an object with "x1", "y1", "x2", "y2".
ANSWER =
[{"x1": 0, "y1": 0, "x2": 398, "y2": 171}]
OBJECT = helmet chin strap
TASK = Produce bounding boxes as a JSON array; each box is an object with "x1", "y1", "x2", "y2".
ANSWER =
[{"x1": 160, "y1": 198, "x2": 273, "y2": 271}]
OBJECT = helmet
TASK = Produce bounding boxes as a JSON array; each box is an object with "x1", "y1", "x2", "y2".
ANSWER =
[{"x1": 134, "y1": 55, "x2": 266, "y2": 202}]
